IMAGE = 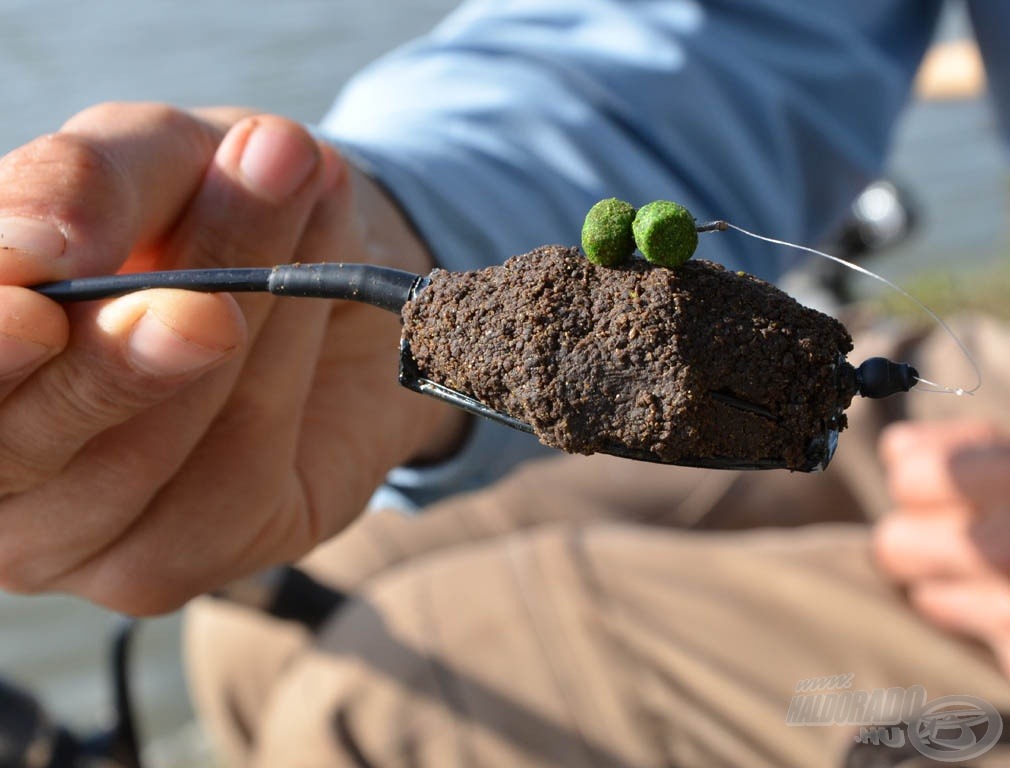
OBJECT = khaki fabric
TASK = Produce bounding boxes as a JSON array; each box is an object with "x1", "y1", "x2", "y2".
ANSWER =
[
  {"x1": 247, "y1": 525, "x2": 1010, "y2": 768},
  {"x1": 184, "y1": 315, "x2": 1010, "y2": 767}
]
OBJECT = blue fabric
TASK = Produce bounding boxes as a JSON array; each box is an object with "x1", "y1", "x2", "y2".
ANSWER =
[
  {"x1": 968, "y1": 2, "x2": 1010, "y2": 148},
  {"x1": 320, "y1": 0, "x2": 999, "y2": 510}
]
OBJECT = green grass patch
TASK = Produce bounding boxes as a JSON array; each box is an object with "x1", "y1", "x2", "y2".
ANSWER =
[{"x1": 861, "y1": 258, "x2": 1010, "y2": 324}]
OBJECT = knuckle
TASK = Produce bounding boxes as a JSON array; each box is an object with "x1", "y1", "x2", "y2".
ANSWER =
[
  {"x1": 870, "y1": 523, "x2": 902, "y2": 576},
  {"x1": 64, "y1": 101, "x2": 192, "y2": 139},
  {"x1": 133, "y1": 102, "x2": 221, "y2": 159},
  {"x1": 65, "y1": 100, "x2": 143, "y2": 124},
  {"x1": 0, "y1": 431, "x2": 58, "y2": 494},
  {"x1": 0, "y1": 551, "x2": 49, "y2": 596},
  {"x1": 184, "y1": 213, "x2": 264, "y2": 270},
  {"x1": 62, "y1": 100, "x2": 145, "y2": 131},
  {"x1": 26, "y1": 131, "x2": 121, "y2": 186},
  {"x1": 86, "y1": 440, "x2": 172, "y2": 493},
  {"x1": 4, "y1": 131, "x2": 137, "y2": 232},
  {"x1": 40, "y1": 353, "x2": 179, "y2": 430},
  {"x1": 0, "y1": 364, "x2": 161, "y2": 495},
  {"x1": 0, "y1": 361, "x2": 183, "y2": 493},
  {"x1": 211, "y1": 387, "x2": 283, "y2": 444}
]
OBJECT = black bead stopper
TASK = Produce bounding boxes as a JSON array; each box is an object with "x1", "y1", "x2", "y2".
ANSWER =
[{"x1": 855, "y1": 357, "x2": 920, "y2": 399}]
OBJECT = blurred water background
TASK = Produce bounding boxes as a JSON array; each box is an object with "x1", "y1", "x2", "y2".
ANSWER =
[{"x1": 0, "y1": 1, "x2": 1007, "y2": 766}]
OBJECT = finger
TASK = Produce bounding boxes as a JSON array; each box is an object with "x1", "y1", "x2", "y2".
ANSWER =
[
  {"x1": 0, "y1": 288, "x2": 244, "y2": 497},
  {"x1": 874, "y1": 511, "x2": 994, "y2": 581},
  {"x1": 909, "y1": 579, "x2": 1010, "y2": 654},
  {"x1": 0, "y1": 356, "x2": 239, "y2": 596},
  {"x1": 73, "y1": 296, "x2": 336, "y2": 612},
  {"x1": 908, "y1": 577, "x2": 1010, "y2": 682},
  {"x1": 947, "y1": 443, "x2": 1010, "y2": 507},
  {"x1": 0, "y1": 286, "x2": 68, "y2": 397},
  {"x1": 917, "y1": 581, "x2": 1010, "y2": 679},
  {"x1": 41, "y1": 192, "x2": 349, "y2": 612},
  {"x1": 879, "y1": 420, "x2": 1010, "y2": 508},
  {"x1": 0, "y1": 103, "x2": 226, "y2": 285},
  {"x1": 879, "y1": 419, "x2": 1000, "y2": 467},
  {"x1": 0, "y1": 114, "x2": 337, "y2": 490},
  {"x1": 164, "y1": 113, "x2": 341, "y2": 272},
  {"x1": 0, "y1": 104, "x2": 231, "y2": 413},
  {"x1": 0, "y1": 128, "x2": 348, "y2": 606}
]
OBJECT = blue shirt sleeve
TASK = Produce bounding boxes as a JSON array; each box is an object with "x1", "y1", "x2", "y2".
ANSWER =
[
  {"x1": 319, "y1": 0, "x2": 945, "y2": 510},
  {"x1": 967, "y1": 1, "x2": 1010, "y2": 149}
]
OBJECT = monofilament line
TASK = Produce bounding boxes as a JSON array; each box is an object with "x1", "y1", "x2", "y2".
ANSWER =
[{"x1": 722, "y1": 222, "x2": 982, "y2": 396}]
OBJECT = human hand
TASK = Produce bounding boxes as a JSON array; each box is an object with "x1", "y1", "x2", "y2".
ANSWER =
[
  {"x1": 0, "y1": 102, "x2": 461, "y2": 614},
  {"x1": 873, "y1": 419, "x2": 1010, "y2": 674}
]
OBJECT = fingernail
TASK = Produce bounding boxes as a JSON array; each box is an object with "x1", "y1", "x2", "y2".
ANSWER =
[
  {"x1": 0, "y1": 332, "x2": 51, "y2": 378},
  {"x1": 127, "y1": 311, "x2": 228, "y2": 377},
  {"x1": 0, "y1": 217, "x2": 66, "y2": 258},
  {"x1": 239, "y1": 123, "x2": 319, "y2": 200}
]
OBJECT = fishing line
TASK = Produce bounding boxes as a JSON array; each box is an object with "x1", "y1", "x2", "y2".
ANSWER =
[
  {"x1": 35, "y1": 221, "x2": 981, "y2": 397},
  {"x1": 717, "y1": 221, "x2": 982, "y2": 397}
]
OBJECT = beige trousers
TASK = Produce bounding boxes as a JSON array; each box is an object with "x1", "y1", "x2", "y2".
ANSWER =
[{"x1": 184, "y1": 315, "x2": 1010, "y2": 767}]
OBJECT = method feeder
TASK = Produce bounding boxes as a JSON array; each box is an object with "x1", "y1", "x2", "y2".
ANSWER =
[{"x1": 32, "y1": 252, "x2": 918, "y2": 473}]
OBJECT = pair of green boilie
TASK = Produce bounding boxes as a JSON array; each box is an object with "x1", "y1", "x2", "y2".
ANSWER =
[{"x1": 581, "y1": 198, "x2": 698, "y2": 268}]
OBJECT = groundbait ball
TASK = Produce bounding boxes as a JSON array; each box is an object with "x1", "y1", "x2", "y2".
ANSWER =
[
  {"x1": 581, "y1": 198, "x2": 637, "y2": 266},
  {"x1": 632, "y1": 200, "x2": 698, "y2": 268}
]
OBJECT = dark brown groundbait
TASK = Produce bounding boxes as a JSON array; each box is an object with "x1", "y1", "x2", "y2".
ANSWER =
[{"x1": 402, "y1": 245, "x2": 858, "y2": 470}]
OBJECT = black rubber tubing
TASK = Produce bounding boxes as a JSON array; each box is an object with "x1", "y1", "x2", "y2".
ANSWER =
[{"x1": 32, "y1": 263, "x2": 422, "y2": 315}]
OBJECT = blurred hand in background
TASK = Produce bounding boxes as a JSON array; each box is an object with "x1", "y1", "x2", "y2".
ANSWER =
[{"x1": 875, "y1": 419, "x2": 1010, "y2": 675}]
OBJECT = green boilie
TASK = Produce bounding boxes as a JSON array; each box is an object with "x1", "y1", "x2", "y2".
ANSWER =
[
  {"x1": 632, "y1": 200, "x2": 698, "y2": 268},
  {"x1": 581, "y1": 198, "x2": 637, "y2": 266}
]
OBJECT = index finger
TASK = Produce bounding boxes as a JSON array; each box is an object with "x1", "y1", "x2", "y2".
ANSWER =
[{"x1": 0, "y1": 102, "x2": 225, "y2": 285}]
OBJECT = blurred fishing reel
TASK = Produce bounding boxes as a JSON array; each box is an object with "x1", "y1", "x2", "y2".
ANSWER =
[
  {"x1": 0, "y1": 621, "x2": 140, "y2": 768},
  {"x1": 817, "y1": 178, "x2": 920, "y2": 304},
  {"x1": 0, "y1": 567, "x2": 344, "y2": 768}
]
